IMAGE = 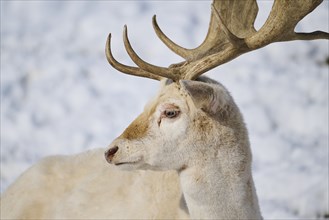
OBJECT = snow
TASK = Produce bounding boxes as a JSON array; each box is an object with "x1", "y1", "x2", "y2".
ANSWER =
[{"x1": 1, "y1": 1, "x2": 328, "y2": 219}]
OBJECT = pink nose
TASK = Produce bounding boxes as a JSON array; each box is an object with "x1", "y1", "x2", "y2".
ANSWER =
[{"x1": 105, "y1": 146, "x2": 119, "y2": 163}]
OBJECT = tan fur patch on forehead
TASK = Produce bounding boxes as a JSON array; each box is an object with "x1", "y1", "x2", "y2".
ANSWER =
[
  {"x1": 120, "y1": 104, "x2": 157, "y2": 140},
  {"x1": 120, "y1": 82, "x2": 182, "y2": 141}
]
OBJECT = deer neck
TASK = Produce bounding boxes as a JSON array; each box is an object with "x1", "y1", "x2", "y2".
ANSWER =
[{"x1": 178, "y1": 147, "x2": 262, "y2": 219}]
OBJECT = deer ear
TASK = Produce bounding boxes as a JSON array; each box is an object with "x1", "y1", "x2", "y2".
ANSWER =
[{"x1": 180, "y1": 80, "x2": 230, "y2": 116}]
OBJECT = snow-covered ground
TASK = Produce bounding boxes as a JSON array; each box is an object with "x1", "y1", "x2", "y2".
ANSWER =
[{"x1": 1, "y1": 1, "x2": 328, "y2": 219}]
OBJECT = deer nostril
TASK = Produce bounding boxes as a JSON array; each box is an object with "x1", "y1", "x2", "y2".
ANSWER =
[{"x1": 105, "y1": 146, "x2": 119, "y2": 163}]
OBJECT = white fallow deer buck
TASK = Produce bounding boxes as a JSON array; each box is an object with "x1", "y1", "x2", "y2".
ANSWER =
[{"x1": 1, "y1": 0, "x2": 328, "y2": 219}]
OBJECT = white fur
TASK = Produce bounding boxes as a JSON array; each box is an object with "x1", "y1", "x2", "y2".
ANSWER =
[
  {"x1": 1, "y1": 77, "x2": 262, "y2": 219},
  {"x1": 0, "y1": 148, "x2": 188, "y2": 219}
]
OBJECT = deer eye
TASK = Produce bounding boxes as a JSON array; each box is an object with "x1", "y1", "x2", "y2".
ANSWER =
[
  {"x1": 157, "y1": 106, "x2": 181, "y2": 126},
  {"x1": 164, "y1": 110, "x2": 180, "y2": 119}
]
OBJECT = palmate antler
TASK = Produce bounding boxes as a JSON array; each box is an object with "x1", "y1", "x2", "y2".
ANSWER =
[{"x1": 106, "y1": 0, "x2": 329, "y2": 82}]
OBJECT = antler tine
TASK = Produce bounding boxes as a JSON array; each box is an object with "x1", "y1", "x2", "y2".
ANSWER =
[
  {"x1": 245, "y1": 0, "x2": 328, "y2": 49},
  {"x1": 152, "y1": 15, "x2": 192, "y2": 60},
  {"x1": 105, "y1": 33, "x2": 163, "y2": 81},
  {"x1": 152, "y1": 6, "x2": 245, "y2": 62},
  {"x1": 122, "y1": 25, "x2": 181, "y2": 81}
]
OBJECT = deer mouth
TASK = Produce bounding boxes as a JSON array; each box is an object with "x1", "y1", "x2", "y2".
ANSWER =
[
  {"x1": 114, "y1": 158, "x2": 142, "y2": 166},
  {"x1": 115, "y1": 161, "x2": 138, "y2": 166}
]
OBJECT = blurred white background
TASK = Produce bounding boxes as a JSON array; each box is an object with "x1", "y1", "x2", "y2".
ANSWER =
[{"x1": 1, "y1": 1, "x2": 328, "y2": 218}]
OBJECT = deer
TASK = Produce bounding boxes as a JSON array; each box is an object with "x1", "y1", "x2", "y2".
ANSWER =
[{"x1": 1, "y1": 0, "x2": 328, "y2": 219}]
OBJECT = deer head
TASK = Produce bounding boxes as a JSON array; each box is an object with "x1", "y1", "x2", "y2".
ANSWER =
[
  {"x1": 104, "y1": 0, "x2": 328, "y2": 172},
  {"x1": 105, "y1": 77, "x2": 245, "y2": 171}
]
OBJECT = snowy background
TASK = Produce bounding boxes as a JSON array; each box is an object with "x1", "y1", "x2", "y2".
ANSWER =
[{"x1": 1, "y1": 1, "x2": 328, "y2": 219}]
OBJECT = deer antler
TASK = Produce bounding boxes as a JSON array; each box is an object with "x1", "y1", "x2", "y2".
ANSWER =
[{"x1": 106, "y1": 0, "x2": 329, "y2": 81}]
